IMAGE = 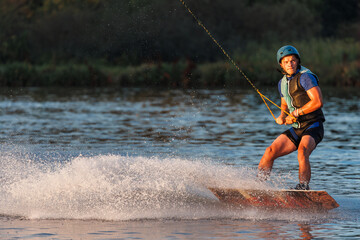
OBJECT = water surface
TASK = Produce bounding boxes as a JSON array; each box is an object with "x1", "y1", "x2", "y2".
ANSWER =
[{"x1": 0, "y1": 87, "x2": 359, "y2": 239}]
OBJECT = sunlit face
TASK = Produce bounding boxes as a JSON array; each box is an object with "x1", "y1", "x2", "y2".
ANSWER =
[{"x1": 280, "y1": 55, "x2": 299, "y2": 76}]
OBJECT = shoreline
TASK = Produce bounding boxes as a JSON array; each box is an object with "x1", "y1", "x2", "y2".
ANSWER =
[{"x1": 0, "y1": 59, "x2": 359, "y2": 88}]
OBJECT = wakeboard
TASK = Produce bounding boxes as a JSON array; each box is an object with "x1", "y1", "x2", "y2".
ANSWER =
[{"x1": 208, "y1": 187, "x2": 339, "y2": 211}]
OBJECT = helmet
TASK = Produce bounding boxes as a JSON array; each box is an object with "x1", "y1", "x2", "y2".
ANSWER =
[{"x1": 277, "y1": 45, "x2": 300, "y2": 64}]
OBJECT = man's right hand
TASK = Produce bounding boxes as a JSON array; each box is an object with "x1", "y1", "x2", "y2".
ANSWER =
[{"x1": 276, "y1": 116, "x2": 286, "y2": 125}]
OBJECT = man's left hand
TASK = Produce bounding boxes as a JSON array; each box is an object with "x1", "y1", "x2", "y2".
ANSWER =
[{"x1": 285, "y1": 115, "x2": 297, "y2": 125}]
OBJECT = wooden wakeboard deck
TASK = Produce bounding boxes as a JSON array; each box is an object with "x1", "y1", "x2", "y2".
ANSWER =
[{"x1": 208, "y1": 187, "x2": 339, "y2": 211}]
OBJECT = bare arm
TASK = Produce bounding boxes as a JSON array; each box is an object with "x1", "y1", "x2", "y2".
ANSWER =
[
  {"x1": 301, "y1": 86, "x2": 323, "y2": 114},
  {"x1": 292, "y1": 86, "x2": 323, "y2": 117}
]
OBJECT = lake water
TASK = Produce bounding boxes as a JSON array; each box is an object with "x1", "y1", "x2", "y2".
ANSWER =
[{"x1": 0, "y1": 87, "x2": 359, "y2": 239}]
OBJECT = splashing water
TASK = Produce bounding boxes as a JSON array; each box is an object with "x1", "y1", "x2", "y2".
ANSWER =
[{"x1": 0, "y1": 148, "x2": 297, "y2": 221}]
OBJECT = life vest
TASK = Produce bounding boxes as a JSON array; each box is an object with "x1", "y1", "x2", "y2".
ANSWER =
[{"x1": 280, "y1": 66, "x2": 325, "y2": 128}]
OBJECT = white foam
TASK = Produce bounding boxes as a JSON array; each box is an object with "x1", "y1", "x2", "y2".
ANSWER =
[{"x1": 0, "y1": 149, "x2": 301, "y2": 221}]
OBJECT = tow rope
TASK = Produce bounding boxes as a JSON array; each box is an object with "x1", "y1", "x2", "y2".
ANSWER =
[{"x1": 179, "y1": 0, "x2": 294, "y2": 121}]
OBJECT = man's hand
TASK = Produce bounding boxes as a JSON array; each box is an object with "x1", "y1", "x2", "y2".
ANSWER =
[
  {"x1": 276, "y1": 116, "x2": 286, "y2": 125},
  {"x1": 285, "y1": 115, "x2": 297, "y2": 125}
]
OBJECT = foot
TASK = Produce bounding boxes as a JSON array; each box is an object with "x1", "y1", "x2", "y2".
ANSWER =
[{"x1": 294, "y1": 183, "x2": 310, "y2": 190}]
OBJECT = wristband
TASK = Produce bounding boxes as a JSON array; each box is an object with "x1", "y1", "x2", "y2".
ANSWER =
[{"x1": 293, "y1": 109, "x2": 299, "y2": 118}]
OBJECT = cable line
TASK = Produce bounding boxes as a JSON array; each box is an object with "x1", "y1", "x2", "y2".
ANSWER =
[{"x1": 178, "y1": 0, "x2": 294, "y2": 120}]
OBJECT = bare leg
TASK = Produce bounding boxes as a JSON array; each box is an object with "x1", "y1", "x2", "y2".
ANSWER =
[
  {"x1": 297, "y1": 135, "x2": 316, "y2": 184},
  {"x1": 258, "y1": 134, "x2": 297, "y2": 180}
]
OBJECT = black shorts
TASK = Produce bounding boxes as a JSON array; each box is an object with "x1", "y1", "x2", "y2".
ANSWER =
[{"x1": 283, "y1": 121, "x2": 324, "y2": 148}]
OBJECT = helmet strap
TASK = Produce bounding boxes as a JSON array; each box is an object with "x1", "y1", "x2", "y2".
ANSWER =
[{"x1": 277, "y1": 68, "x2": 286, "y2": 75}]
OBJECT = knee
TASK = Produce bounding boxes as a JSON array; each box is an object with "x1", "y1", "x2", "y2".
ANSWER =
[
  {"x1": 265, "y1": 145, "x2": 276, "y2": 154},
  {"x1": 298, "y1": 145, "x2": 307, "y2": 155},
  {"x1": 298, "y1": 136, "x2": 316, "y2": 157},
  {"x1": 265, "y1": 145, "x2": 276, "y2": 158},
  {"x1": 298, "y1": 144, "x2": 311, "y2": 157}
]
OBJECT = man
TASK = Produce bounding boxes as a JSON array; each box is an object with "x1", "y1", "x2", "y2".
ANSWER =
[{"x1": 258, "y1": 45, "x2": 325, "y2": 190}]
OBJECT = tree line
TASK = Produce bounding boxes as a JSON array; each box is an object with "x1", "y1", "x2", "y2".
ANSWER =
[
  {"x1": 0, "y1": 0, "x2": 359, "y2": 87},
  {"x1": 1, "y1": 0, "x2": 359, "y2": 64}
]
